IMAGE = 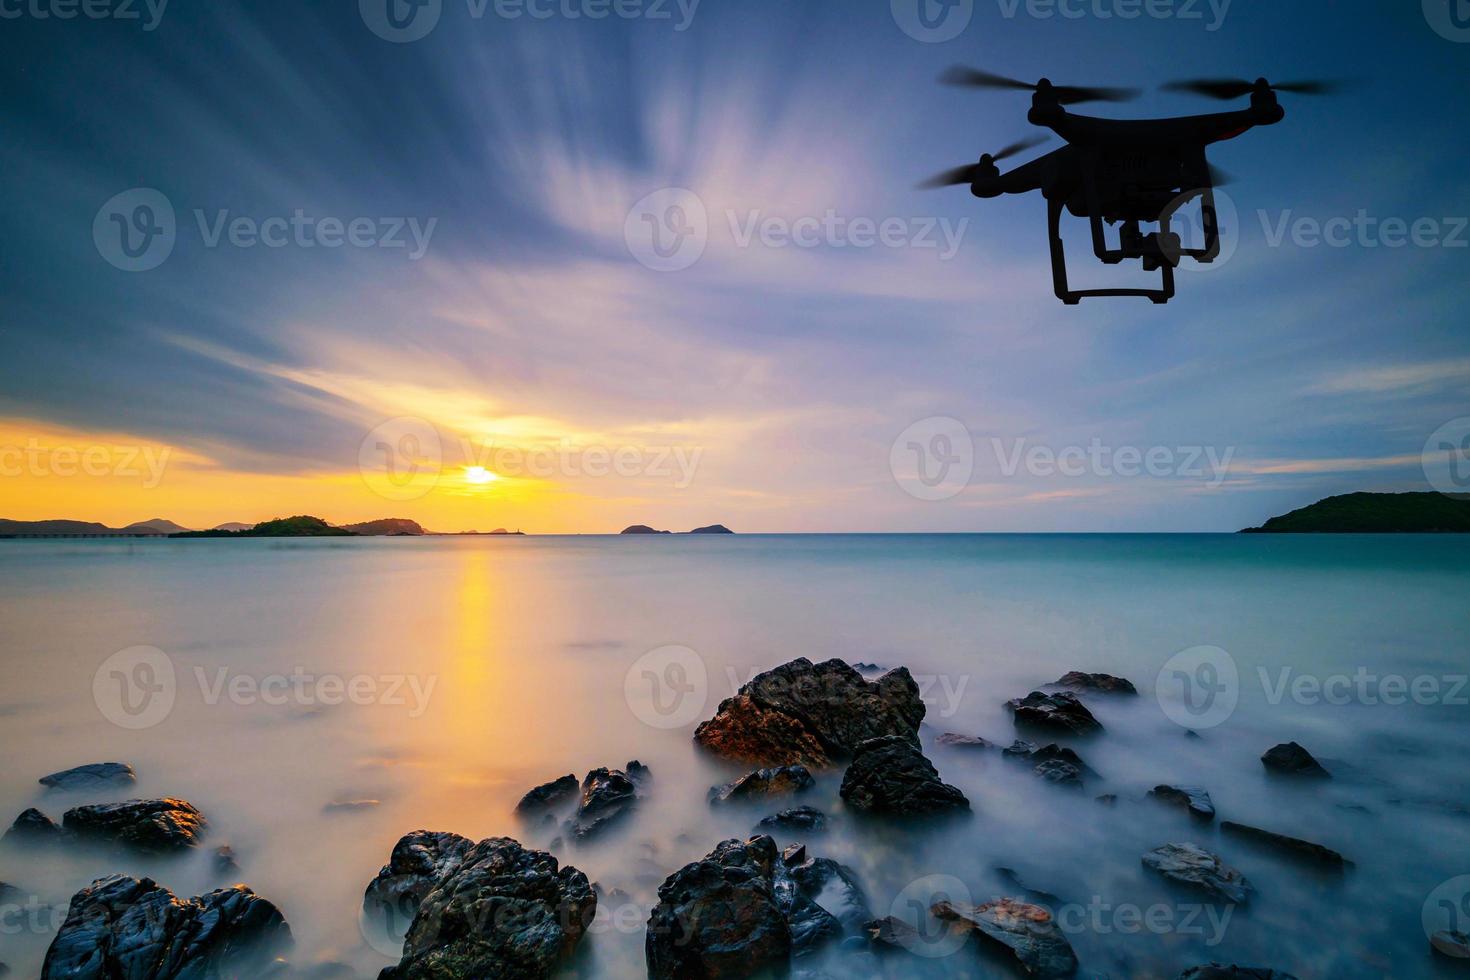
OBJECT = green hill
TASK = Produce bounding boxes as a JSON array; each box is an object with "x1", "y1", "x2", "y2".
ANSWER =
[{"x1": 1242, "y1": 492, "x2": 1470, "y2": 533}]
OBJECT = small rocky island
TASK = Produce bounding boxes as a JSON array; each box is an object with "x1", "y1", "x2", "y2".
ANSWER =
[
  {"x1": 620, "y1": 523, "x2": 735, "y2": 535},
  {"x1": 1241, "y1": 491, "x2": 1470, "y2": 533}
]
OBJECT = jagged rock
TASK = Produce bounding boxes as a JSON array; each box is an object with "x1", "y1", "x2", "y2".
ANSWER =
[
  {"x1": 4, "y1": 807, "x2": 63, "y2": 843},
  {"x1": 1004, "y1": 741, "x2": 1095, "y2": 786},
  {"x1": 933, "y1": 898, "x2": 1079, "y2": 979},
  {"x1": 515, "y1": 775, "x2": 579, "y2": 815},
  {"x1": 1178, "y1": 967, "x2": 1299, "y2": 979},
  {"x1": 39, "y1": 762, "x2": 136, "y2": 791},
  {"x1": 40, "y1": 874, "x2": 291, "y2": 979},
  {"x1": 935, "y1": 733, "x2": 994, "y2": 749},
  {"x1": 1261, "y1": 742, "x2": 1329, "y2": 778},
  {"x1": 214, "y1": 845, "x2": 241, "y2": 875},
  {"x1": 1054, "y1": 672, "x2": 1137, "y2": 695},
  {"x1": 1219, "y1": 822, "x2": 1346, "y2": 868},
  {"x1": 694, "y1": 658, "x2": 925, "y2": 770},
  {"x1": 709, "y1": 766, "x2": 814, "y2": 805},
  {"x1": 783, "y1": 854, "x2": 869, "y2": 932},
  {"x1": 570, "y1": 767, "x2": 640, "y2": 840},
  {"x1": 839, "y1": 736, "x2": 969, "y2": 816},
  {"x1": 1142, "y1": 843, "x2": 1252, "y2": 904},
  {"x1": 64, "y1": 798, "x2": 206, "y2": 852},
  {"x1": 381, "y1": 837, "x2": 595, "y2": 980},
  {"x1": 646, "y1": 836, "x2": 792, "y2": 978},
  {"x1": 1006, "y1": 692, "x2": 1103, "y2": 735},
  {"x1": 1431, "y1": 930, "x2": 1470, "y2": 959},
  {"x1": 862, "y1": 916, "x2": 927, "y2": 953},
  {"x1": 757, "y1": 806, "x2": 827, "y2": 833},
  {"x1": 363, "y1": 830, "x2": 475, "y2": 939},
  {"x1": 1150, "y1": 785, "x2": 1216, "y2": 821},
  {"x1": 1033, "y1": 759, "x2": 1084, "y2": 788},
  {"x1": 626, "y1": 760, "x2": 652, "y2": 783}
]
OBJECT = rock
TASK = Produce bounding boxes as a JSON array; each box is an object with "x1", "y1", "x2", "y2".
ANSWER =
[
  {"x1": 1142, "y1": 843, "x2": 1252, "y2": 904},
  {"x1": 1095, "y1": 794, "x2": 1118, "y2": 806},
  {"x1": 1150, "y1": 785, "x2": 1216, "y2": 821},
  {"x1": 694, "y1": 658, "x2": 925, "y2": 769},
  {"x1": 863, "y1": 915, "x2": 924, "y2": 952},
  {"x1": 756, "y1": 806, "x2": 827, "y2": 833},
  {"x1": 515, "y1": 775, "x2": 579, "y2": 815},
  {"x1": 783, "y1": 854, "x2": 870, "y2": 932},
  {"x1": 363, "y1": 830, "x2": 476, "y2": 938},
  {"x1": 997, "y1": 867, "x2": 1061, "y2": 905},
  {"x1": 1004, "y1": 741, "x2": 1096, "y2": 785},
  {"x1": 1261, "y1": 742, "x2": 1329, "y2": 778},
  {"x1": 621, "y1": 525, "x2": 670, "y2": 534},
  {"x1": 1219, "y1": 822, "x2": 1346, "y2": 868},
  {"x1": 709, "y1": 765, "x2": 815, "y2": 805},
  {"x1": 41, "y1": 874, "x2": 291, "y2": 979},
  {"x1": 63, "y1": 798, "x2": 207, "y2": 852},
  {"x1": 935, "y1": 733, "x2": 994, "y2": 748},
  {"x1": 38, "y1": 762, "x2": 136, "y2": 791},
  {"x1": 1431, "y1": 930, "x2": 1470, "y2": 959},
  {"x1": 646, "y1": 836, "x2": 792, "y2": 978},
  {"x1": 1178, "y1": 967, "x2": 1299, "y2": 979},
  {"x1": 1054, "y1": 671, "x2": 1138, "y2": 695},
  {"x1": 690, "y1": 524, "x2": 735, "y2": 534},
  {"x1": 214, "y1": 845, "x2": 241, "y2": 875},
  {"x1": 1006, "y1": 691, "x2": 1103, "y2": 735},
  {"x1": 1033, "y1": 759, "x2": 1085, "y2": 789},
  {"x1": 839, "y1": 736, "x2": 970, "y2": 816},
  {"x1": 4, "y1": 807, "x2": 63, "y2": 843},
  {"x1": 0, "y1": 962, "x2": 8, "y2": 977},
  {"x1": 933, "y1": 898, "x2": 1079, "y2": 979},
  {"x1": 626, "y1": 760, "x2": 652, "y2": 783},
  {"x1": 381, "y1": 837, "x2": 595, "y2": 980},
  {"x1": 570, "y1": 767, "x2": 639, "y2": 840}
]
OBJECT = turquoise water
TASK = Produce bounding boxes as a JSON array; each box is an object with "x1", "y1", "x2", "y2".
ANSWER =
[{"x1": 0, "y1": 535, "x2": 1466, "y2": 977}]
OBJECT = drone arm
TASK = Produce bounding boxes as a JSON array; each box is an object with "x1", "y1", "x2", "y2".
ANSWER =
[{"x1": 972, "y1": 148, "x2": 1062, "y2": 198}]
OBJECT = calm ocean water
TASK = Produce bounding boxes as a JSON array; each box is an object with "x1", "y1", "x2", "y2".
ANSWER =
[{"x1": 0, "y1": 534, "x2": 1467, "y2": 978}]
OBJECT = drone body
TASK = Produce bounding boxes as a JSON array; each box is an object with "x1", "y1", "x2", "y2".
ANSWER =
[{"x1": 924, "y1": 71, "x2": 1330, "y2": 304}]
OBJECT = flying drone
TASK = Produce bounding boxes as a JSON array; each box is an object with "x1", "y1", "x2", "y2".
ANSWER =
[{"x1": 922, "y1": 69, "x2": 1338, "y2": 305}]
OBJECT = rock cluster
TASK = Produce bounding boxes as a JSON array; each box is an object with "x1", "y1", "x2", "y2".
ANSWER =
[
  {"x1": 1006, "y1": 691, "x2": 1104, "y2": 735},
  {"x1": 839, "y1": 736, "x2": 970, "y2": 816}
]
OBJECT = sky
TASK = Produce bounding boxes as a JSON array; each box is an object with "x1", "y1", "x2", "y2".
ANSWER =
[{"x1": 0, "y1": 0, "x2": 1467, "y2": 532}]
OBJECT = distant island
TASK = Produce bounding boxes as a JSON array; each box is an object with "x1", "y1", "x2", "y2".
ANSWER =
[
  {"x1": 175, "y1": 516, "x2": 357, "y2": 537},
  {"x1": 620, "y1": 524, "x2": 734, "y2": 535},
  {"x1": 0, "y1": 515, "x2": 483, "y2": 539},
  {"x1": 1242, "y1": 492, "x2": 1470, "y2": 533}
]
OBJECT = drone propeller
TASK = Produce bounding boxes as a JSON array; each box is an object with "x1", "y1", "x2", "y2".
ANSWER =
[
  {"x1": 1161, "y1": 77, "x2": 1345, "y2": 100},
  {"x1": 918, "y1": 135, "x2": 1050, "y2": 189},
  {"x1": 941, "y1": 66, "x2": 1140, "y2": 105}
]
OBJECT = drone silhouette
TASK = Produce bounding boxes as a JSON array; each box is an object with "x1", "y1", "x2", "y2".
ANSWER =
[{"x1": 922, "y1": 68, "x2": 1338, "y2": 305}]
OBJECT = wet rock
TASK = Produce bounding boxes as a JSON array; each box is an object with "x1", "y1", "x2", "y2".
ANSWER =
[
  {"x1": 514, "y1": 774, "x2": 578, "y2": 815},
  {"x1": 570, "y1": 767, "x2": 640, "y2": 840},
  {"x1": 1054, "y1": 672, "x2": 1138, "y2": 695},
  {"x1": 382, "y1": 837, "x2": 595, "y2": 980},
  {"x1": 363, "y1": 830, "x2": 475, "y2": 934},
  {"x1": 1006, "y1": 691, "x2": 1103, "y2": 735},
  {"x1": 1150, "y1": 785, "x2": 1216, "y2": 821},
  {"x1": 709, "y1": 765, "x2": 814, "y2": 805},
  {"x1": 1431, "y1": 930, "x2": 1470, "y2": 959},
  {"x1": 1005, "y1": 741, "x2": 1095, "y2": 786},
  {"x1": 756, "y1": 805, "x2": 827, "y2": 833},
  {"x1": 214, "y1": 845, "x2": 241, "y2": 875},
  {"x1": 783, "y1": 854, "x2": 870, "y2": 932},
  {"x1": 839, "y1": 736, "x2": 970, "y2": 816},
  {"x1": 646, "y1": 835, "x2": 792, "y2": 978},
  {"x1": 41, "y1": 873, "x2": 291, "y2": 979},
  {"x1": 935, "y1": 733, "x2": 994, "y2": 749},
  {"x1": 695, "y1": 658, "x2": 925, "y2": 769},
  {"x1": 933, "y1": 898, "x2": 1079, "y2": 979},
  {"x1": 1219, "y1": 822, "x2": 1347, "y2": 868},
  {"x1": 1033, "y1": 759, "x2": 1085, "y2": 789},
  {"x1": 1178, "y1": 966, "x2": 1299, "y2": 979},
  {"x1": 1142, "y1": 843, "x2": 1252, "y2": 905},
  {"x1": 626, "y1": 760, "x2": 652, "y2": 783},
  {"x1": 39, "y1": 762, "x2": 136, "y2": 791},
  {"x1": 1261, "y1": 742, "x2": 1330, "y2": 778},
  {"x1": 4, "y1": 807, "x2": 63, "y2": 843},
  {"x1": 63, "y1": 798, "x2": 207, "y2": 852}
]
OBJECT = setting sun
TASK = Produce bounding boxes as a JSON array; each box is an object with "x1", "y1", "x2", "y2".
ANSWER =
[{"x1": 464, "y1": 466, "x2": 498, "y2": 485}]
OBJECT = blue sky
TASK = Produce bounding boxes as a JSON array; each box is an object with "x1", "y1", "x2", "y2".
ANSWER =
[{"x1": 0, "y1": 0, "x2": 1467, "y2": 531}]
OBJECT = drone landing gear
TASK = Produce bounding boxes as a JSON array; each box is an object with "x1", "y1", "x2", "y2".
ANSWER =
[{"x1": 1047, "y1": 197, "x2": 1175, "y2": 305}]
